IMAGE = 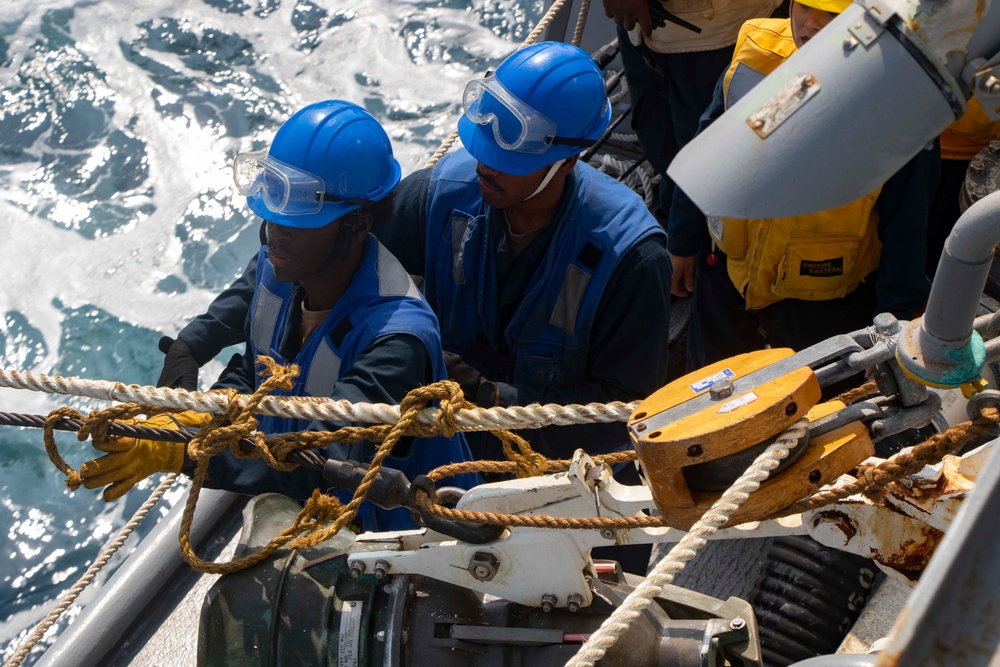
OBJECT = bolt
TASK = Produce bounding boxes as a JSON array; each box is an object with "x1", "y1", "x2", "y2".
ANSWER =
[
  {"x1": 373, "y1": 560, "x2": 390, "y2": 579},
  {"x1": 635, "y1": 422, "x2": 647, "y2": 432},
  {"x1": 349, "y1": 561, "x2": 366, "y2": 579},
  {"x1": 376, "y1": 630, "x2": 386, "y2": 642},
  {"x1": 843, "y1": 36, "x2": 859, "y2": 50},
  {"x1": 468, "y1": 551, "x2": 500, "y2": 582},
  {"x1": 600, "y1": 528, "x2": 616, "y2": 540},
  {"x1": 567, "y1": 593, "x2": 583, "y2": 613},
  {"x1": 730, "y1": 617, "x2": 746, "y2": 630},
  {"x1": 983, "y1": 75, "x2": 1000, "y2": 95},
  {"x1": 709, "y1": 378, "x2": 734, "y2": 400},
  {"x1": 873, "y1": 313, "x2": 900, "y2": 335},
  {"x1": 751, "y1": 118, "x2": 765, "y2": 130},
  {"x1": 541, "y1": 594, "x2": 557, "y2": 613}
]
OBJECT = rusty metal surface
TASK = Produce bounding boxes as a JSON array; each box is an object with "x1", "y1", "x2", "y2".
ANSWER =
[
  {"x1": 872, "y1": 436, "x2": 1000, "y2": 667},
  {"x1": 806, "y1": 502, "x2": 943, "y2": 573}
]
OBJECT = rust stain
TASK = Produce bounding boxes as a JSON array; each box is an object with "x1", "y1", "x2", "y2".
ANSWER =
[
  {"x1": 869, "y1": 524, "x2": 944, "y2": 571},
  {"x1": 814, "y1": 509, "x2": 857, "y2": 542}
]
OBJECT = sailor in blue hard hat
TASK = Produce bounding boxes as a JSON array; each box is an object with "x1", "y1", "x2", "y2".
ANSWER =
[
  {"x1": 457, "y1": 41, "x2": 613, "y2": 215},
  {"x1": 82, "y1": 100, "x2": 479, "y2": 531},
  {"x1": 380, "y1": 41, "x2": 671, "y2": 465},
  {"x1": 233, "y1": 100, "x2": 401, "y2": 281}
]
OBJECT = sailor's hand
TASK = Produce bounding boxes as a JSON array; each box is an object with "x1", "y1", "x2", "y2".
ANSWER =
[
  {"x1": 668, "y1": 253, "x2": 696, "y2": 298},
  {"x1": 602, "y1": 0, "x2": 654, "y2": 37},
  {"x1": 80, "y1": 411, "x2": 210, "y2": 501},
  {"x1": 443, "y1": 351, "x2": 485, "y2": 403},
  {"x1": 157, "y1": 336, "x2": 199, "y2": 391}
]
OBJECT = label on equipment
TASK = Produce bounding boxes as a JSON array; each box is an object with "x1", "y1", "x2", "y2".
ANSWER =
[
  {"x1": 690, "y1": 368, "x2": 735, "y2": 393},
  {"x1": 339, "y1": 600, "x2": 363, "y2": 666},
  {"x1": 717, "y1": 391, "x2": 759, "y2": 414}
]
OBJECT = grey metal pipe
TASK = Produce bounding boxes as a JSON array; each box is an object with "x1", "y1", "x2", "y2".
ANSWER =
[
  {"x1": 35, "y1": 488, "x2": 245, "y2": 667},
  {"x1": 924, "y1": 190, "x2": 1000, "y2": 345},
  {"x1": 897, "y1": 190, "x2": 1000, "y2": 386}
]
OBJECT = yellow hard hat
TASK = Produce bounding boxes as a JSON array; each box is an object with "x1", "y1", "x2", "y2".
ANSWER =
[{"x1": 795, "y1": 0, "x2": 852, "y2": 12}]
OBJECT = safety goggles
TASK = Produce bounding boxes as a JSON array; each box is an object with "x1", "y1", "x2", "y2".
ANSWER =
[
  {"x1": 233, "y1": 150, "x2": 371, "y2": 216},
  {"x1": 462, "y1": 74, "x2": 595, "y2": 154}
]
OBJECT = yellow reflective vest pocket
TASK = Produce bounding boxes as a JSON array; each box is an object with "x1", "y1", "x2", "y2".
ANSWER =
[{"x1": 723, "y1": 191, "x2": 882, "y2": 309}]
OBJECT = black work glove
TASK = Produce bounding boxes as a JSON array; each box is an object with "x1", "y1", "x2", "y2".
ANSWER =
[
  {"x1": 443, "y1": 351, "x2": 486, "y2": 402},
  {"x1": 156, "y1": 336, "x2": 199, "y2": 391}
]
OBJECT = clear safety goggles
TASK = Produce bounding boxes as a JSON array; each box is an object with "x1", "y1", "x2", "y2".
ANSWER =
[
  {"x1": 233, "y1": 150, "x2": 370, "y2": 216},
  {"x1": 462, "y1": 74, "x2": 595, "y2": 155}
]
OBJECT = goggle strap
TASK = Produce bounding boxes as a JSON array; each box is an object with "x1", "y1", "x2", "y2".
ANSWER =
[
  {"x1": 549, "y1": 136, "x2": 596, "y2": 149},
  {"x1": 319, "y1": 192, "x2": 375, "y2": 207}
]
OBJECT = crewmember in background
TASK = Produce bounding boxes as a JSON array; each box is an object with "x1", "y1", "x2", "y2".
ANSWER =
[
  {"x1": 926, "y1": 99, "x2": 1000, "y2": 279},
  {"x1": 602, "y1": 0, "x2": 782, "y2": 226},
  {"x1": 377, "y1": 42, "x2": 672, "y2": 464},
  {"x1": 82, "y1": 100, "x2": 478, "y2": 531},
  {"x1": 667, "y1": 0, "x2": 940, "y2": 370}
]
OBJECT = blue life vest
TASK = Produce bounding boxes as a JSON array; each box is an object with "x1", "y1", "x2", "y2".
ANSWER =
[
  {"x1": 248, "y1": 235, "x2": 479, "y2": 531},
  {"x1": 422, "y1": 149, "x2": 665, "y2": 387}
]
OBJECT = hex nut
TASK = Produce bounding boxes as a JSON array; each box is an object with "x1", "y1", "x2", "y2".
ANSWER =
[{"x1": 468, "y1": 551, "x2": 500, "y2": 582}]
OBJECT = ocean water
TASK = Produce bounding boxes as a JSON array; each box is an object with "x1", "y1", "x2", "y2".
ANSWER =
[{"x1": 0, "y1": 0, "x2": 550, "y2": 660}]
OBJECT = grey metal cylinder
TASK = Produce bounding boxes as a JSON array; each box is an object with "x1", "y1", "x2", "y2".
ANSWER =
[
  {"x1": 924, "y1": 190, "x2": 1000, "y2": 346},
  {"x1": 667, "y1": 3, "x2": 960, "y2": 218}
]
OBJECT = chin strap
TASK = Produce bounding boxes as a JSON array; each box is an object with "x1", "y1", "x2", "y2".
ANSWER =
[{"x1": 522, "y1": 158, "x2": 566, "y2": 202}]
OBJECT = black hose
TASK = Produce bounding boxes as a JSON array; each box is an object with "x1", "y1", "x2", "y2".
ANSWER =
[
  {"x1": 0, "y1": 410, "x2": 321, "y2": 470},
  {"x1": 749, "y1": 536, "x2": 877, "y2": 667}
]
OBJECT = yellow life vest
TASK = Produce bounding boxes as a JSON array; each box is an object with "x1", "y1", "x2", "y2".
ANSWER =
[
  {"x1": 940, "y1": 98, "x2": 1000, "y2": 161},
  {"x1": 711, "y1": 18, "x2": 883, "y2": 310}
]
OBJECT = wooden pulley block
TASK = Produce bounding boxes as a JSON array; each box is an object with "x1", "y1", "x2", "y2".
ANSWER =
[{"x1": 629, "y1": 348, "x2": 874, "y2": 530}]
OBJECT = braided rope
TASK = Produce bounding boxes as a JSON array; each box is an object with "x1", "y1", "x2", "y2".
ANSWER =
[
  {"x1": 570, "y1": 0, "x2": 591, "y2": 46},
  {"x1": 0, "y1": 367, "x2": 636, "y2": 431},
  {"x1": 173, "y1": 369, "x2": 488, "y2": 574},
  {"x1": 775, "y1": 406, "x2": 1000, "y2": 516},
  {"x1": 565, "y1": 418, "x2": 810, "y2": 666},
  {"x1": 2, "y1": 476, "x2": 176, "y2": 667}
]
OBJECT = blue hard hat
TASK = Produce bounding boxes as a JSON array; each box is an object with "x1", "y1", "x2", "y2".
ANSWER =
[
  {"x1": 458, "y1": 42, "x2": 611, "y2": 176},
  {"x1": 238, "y1": 100, "x2": 401, "y2": 229}
]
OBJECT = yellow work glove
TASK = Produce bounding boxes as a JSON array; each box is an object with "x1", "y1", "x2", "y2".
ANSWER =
[{"x1": 80, "y1": 411, "x2": 213, "y2": 501}]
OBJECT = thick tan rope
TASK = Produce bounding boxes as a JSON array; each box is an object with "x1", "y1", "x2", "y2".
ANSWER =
[
  {"x1": 570, "y1": 0, "x2": 592, "y2": 46},
  {"x1": 43, "y1": 407, "x2": 86, "y2": 490},
  {"x1": 172, "y1": 361, "x2": 533, "y2": 574},
  {"x1": 2, "y1": 475, "x2": 176, "y2": 667},
  {"x1": 39, "y1": 358, "x2": 995, "y2": 575},
  {"x1": 776, "y1": 406, "x2": 1000, "y2": 516}
]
